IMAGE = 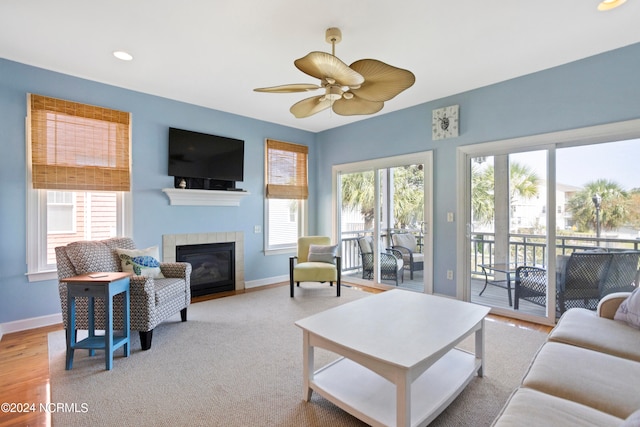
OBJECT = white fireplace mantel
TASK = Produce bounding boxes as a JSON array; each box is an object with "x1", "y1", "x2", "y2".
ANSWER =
[{"x1": 162, "y1": 188, "x2": 250, "y2": 206}]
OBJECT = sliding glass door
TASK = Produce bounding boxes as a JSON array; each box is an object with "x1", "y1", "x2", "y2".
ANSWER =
[
  {"x1": 461, "y1": 124, "x2": 640, "y2": 324},
  {"x1": 334, "y1": 152, "x2": 433, "y2": 293}
]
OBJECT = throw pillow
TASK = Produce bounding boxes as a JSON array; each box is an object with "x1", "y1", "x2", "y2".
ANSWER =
[
  {"x1": 614, "y1": 287, "x2": 640, "y2": 329},
  {"x1": 115, "y1": 246, "x2": 165, "y2": 278},
  {"x1": 307, "y1": 244, "x2": 338, "y2": 264}
]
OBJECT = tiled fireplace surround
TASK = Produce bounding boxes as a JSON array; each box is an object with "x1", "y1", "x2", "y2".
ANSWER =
[{"x1": 162, "y1": 231, "x2": 245, "y2": 291}]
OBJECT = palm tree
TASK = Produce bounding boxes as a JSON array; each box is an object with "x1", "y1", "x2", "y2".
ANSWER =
[
  {"x1": 340, "y1": 166, "x2": 424, "y2": 230},
  {"x1": 341, "y1": 171, "x2": 375, "y2": 229},
  {"x1": 566, "y1": 179, "x2": 629, "y2": 232},
  {"x1": 471, "y1": 161, "x2": 540, "y2": 226}
]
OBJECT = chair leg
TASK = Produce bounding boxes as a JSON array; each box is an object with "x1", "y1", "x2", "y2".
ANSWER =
[
  {"x1": 140, "y1": 330, "x2": 153, "y2": 351},
  {"x1": 180, "y1": 307, "x2": 187, "y2": 322},
  {"x1": 290, "y1": 257, "x2": 295, "y2": 297}
]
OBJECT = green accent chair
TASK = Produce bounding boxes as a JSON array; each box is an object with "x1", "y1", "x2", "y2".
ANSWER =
[{"x1": 289, "y1": 236, "x2": 341, "y2": 297}]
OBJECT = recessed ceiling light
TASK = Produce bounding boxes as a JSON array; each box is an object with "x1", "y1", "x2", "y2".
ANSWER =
[
  {"x1": 597, "y1": 0, "x2": 627, "y2": 11},
  {"x1": 113, "y1": 51, "x2": 133, "y2": 61}
]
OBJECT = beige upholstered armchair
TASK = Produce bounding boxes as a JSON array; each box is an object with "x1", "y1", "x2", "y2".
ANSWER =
[
  {"x1": 289, "y1": 236, "x2": 341, "y2": 297},
  {"x1": 55, "y1": 237, "x2": 192, "y2": 350}
]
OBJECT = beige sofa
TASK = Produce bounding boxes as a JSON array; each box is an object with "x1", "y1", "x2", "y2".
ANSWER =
[{"x1": 492, "y1": 292, "x2": 640, "y2": 426}]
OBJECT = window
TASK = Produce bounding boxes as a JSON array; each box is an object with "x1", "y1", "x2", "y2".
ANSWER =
[
  {"x1": 47, "y1": 191, "x2": 75, "y2": 234},
  {"x1": 265, "y1": 139, "x2": 308, "y2": 252},
  {"x1": 26, "y1": 94, "x2": 132, "y2": 281}
]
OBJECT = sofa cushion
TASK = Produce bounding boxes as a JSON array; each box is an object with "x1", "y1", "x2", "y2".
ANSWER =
[
  {"x1": 614, "y1": 287, "x2": 640, "y2": 329},
  {"x1": 621, "y1": 409, "x2": 640, "y2": 427},
  {"x1": 66, "y1": 240, "x2": 120, "y2": 274},
  {"x1": 115, "y1": 246, "x2": 165, "y2": 278},
  {"x1": 548, "y1": 308, "x2": 640, "y2": 362},
  {"x1": 492, "y1": 387, "x2": 622, "y2": 427},
  {"x1": 521, "y1": 342, "x2": 640, "y2": 419}
]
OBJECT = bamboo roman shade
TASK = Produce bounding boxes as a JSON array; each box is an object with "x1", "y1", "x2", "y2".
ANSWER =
[
  {"x1": 29, "y1": 94, "x2": 131, "y2": 191},
  {"x1": 265, "y1": 139, "x2": 308, "y2": 199}
]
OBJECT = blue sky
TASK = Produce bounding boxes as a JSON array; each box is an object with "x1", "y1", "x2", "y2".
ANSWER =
[{"x1": 511, "y1": 138, "x2": 639, "y2": 191}]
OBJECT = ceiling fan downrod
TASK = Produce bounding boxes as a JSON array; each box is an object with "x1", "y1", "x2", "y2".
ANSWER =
[{"x1": 325, "y1": 27, "x2": 342, "y2": 56}]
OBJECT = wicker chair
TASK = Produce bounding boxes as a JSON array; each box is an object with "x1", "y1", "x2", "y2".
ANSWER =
[
  {"x1": 56, "y1": 237, "x2": 192, "y2": 350},
  {"x1": 357, "y1": 236, "x2": 404, "y2": 286},
  {"x1": 600, "y1": 251, "x2": 640, "y2": 297},
  {"x1": 514, "y1": 266, "x2": 547, "y2": 310},
  {"x1": 391, "y1": 232, "x2": 424, "y2": 280},
  {"x1": 557, "y1": 252, "x2": 613, "y2": 314}
]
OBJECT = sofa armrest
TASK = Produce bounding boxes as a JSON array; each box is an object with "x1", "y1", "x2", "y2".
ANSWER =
[{"x1": 597, "y1": 291, "x2": 632, "y2": 319}]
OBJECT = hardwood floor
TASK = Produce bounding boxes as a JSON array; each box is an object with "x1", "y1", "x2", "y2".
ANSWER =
[{"x1": 0, "y1": 283, "x2": 551, "y2": 426}]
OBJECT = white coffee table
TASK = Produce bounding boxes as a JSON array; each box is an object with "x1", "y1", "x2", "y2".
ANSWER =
[{"x1": 294, "y1": 289, "x2": 491, "y2": 427}]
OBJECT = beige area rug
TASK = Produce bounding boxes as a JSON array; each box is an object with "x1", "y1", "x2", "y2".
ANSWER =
[{"x1": 49, "y1": 284, "x2": 547, "y2": 426}]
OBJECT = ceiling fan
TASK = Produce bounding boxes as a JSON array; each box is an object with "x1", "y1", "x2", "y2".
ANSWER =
[{"x1": 254, "y1": 28, "x2": 416, "y2": 118}]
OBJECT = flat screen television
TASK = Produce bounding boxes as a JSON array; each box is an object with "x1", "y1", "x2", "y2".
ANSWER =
[{"x1": 168, "y1": 127, "x2": 244, "y2": 190}]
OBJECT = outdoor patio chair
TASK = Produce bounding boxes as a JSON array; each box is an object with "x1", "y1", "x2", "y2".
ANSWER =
[
  {"x1": 557, "y1": 251, "x2": 613, "y2": 314},
  {"x1": 357, "y1": 236, "x2": 404, "y2": 286},
  {"x1": 514, "y1": 266, "x2": 547, "y2": 310},
  {"x1": 391, "y1": 231, "x2": 424, "y2": 280},
  {"x1": 599, "y1": 251, "x2": 640, "y2": 297}
]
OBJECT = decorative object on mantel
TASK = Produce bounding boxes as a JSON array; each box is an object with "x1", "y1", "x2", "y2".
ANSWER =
[
  {"x1": 162, "y1": 188, "x2": 250, "y2": 206},
  {"x1": 432, "y1": 105, "x2": 459, "y2": 140},
  {"x1": 178, "y1": 179, "x2": 187, "y2": 189},
  {"x1": 254, "y1": 27, "x2": 415, "y2": 118}
]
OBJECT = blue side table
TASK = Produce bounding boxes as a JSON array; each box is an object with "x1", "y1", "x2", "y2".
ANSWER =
[{"x1": 63, "y1": 272, "x2": 131, "y2": 370}]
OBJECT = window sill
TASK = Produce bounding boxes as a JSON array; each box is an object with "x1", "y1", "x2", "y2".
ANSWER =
[
  {"x1": 265, "y1": 247, "x2": 296, "y2": 256},
  {"x1": 27, "y1": 270, "x2": 57, "y2": 282}
]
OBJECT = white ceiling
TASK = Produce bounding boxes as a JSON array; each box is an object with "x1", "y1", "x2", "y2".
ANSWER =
[{"x1": 2, "y1": 1, "x2": 639, "y2": 133}]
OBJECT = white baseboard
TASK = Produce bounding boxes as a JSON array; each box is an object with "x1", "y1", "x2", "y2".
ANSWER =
[
  {"x1": 0, "y1": 313, "x2": 62, "y2": 337},
  {"x1": 244, "y1": 275, "x2": 288, "y2": 289},
  {"x1": 0, "y1": 277, "x2": 290, "y2": 338}
]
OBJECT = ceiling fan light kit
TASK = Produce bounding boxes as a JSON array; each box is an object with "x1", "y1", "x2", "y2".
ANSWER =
[
  {"x1": 254, "y1": 28, "x2": 415, "y2": 118},
  {"x1": 597, "y1": 0, "x2": 626, "y2": 11}
]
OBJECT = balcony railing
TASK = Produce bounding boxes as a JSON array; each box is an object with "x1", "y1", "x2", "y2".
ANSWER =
[
  {"x1": 471, "y1": 232, "x2": 640, "y2": 276},
  {"x1": 341, "y1": 230, "x2": 640, "y2": 277}
]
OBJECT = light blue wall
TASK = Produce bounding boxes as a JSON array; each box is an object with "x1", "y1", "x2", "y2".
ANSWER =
[
  {"x1": 2, "y1": 42, "x2": 640, "y2": 325},
  {"x1": 0, "y1": 59, "x2": 316, "y2": 324},
  {"x1": 316, "y1": 42, "x2": 640, "y2": 295}
]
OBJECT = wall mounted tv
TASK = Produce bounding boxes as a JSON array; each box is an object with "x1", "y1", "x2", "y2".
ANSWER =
[{"x1": 168, "y1": 127, "x2": 244, "y2": 190}]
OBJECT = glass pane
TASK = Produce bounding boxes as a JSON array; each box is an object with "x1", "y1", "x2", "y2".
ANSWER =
[
  {"x1": 267, "y1": 198, "x2": 299, "y2": 248},
  {"x1": 46, "y1": 191, "x2": 117, "y2": 264},
  {"x1": 340, "y1": 171, "x2": 375, "y2": 282},
  {"x1": 387, "y1": 164, "x2": 425, "y2": 291},
  {"x1": 470, "y1": 151, "x2": 548, "y2": 317},
  {"x1": 555, "y1": 139, "x2": 640, "y2": 315}
]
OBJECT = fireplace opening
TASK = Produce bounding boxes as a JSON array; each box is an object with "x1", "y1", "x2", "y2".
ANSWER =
[{"x1": 176, "y1": 242, "x2": 235, "y2": 296}]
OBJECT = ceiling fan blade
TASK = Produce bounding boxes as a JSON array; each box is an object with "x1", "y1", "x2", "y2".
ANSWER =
[
  {"x1": 295, "y1": 52, "x2": 364, "y2": 87},
  {"x1": 332, "y1": 96, "x2": 384, "y2": 116},
  {"x1": 254, "y1": 83, "x2": 321, "y2": 93},
  {"x1": 290, "y1": 95, "x2": 332, "y2": 118},
  {"x1": 348, "y1": 59, "x2": 416, "y2": 102}
]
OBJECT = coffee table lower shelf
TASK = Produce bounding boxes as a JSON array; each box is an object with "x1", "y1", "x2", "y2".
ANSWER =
[{"x1": 311, "y1": 348, "x2": 478, "y2": 427}]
